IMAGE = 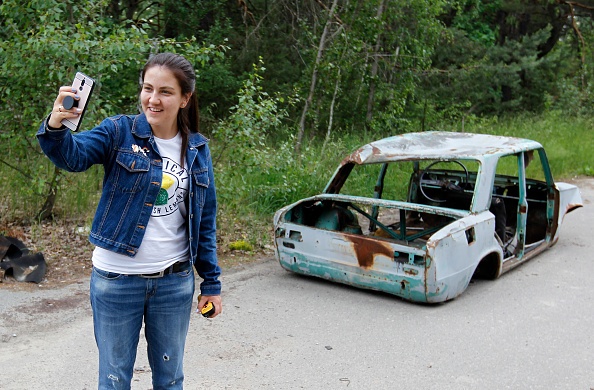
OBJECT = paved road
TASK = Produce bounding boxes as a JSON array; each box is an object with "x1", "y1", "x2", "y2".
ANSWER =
[{"x1": 0, "y1": 179, "x2": 592, "y2": 389}]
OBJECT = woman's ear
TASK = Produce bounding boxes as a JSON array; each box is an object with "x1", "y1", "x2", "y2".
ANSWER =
[{"x1": 181, "y1": 92, "x2": 192, "y2": 108}]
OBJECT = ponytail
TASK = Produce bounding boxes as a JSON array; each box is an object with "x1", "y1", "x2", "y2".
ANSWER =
[{"x1": 141, "y1": 52, "x2": 200, "y2": 167}]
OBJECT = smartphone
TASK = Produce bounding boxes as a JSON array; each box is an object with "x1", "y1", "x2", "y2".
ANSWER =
[{"x1": 61, "y1": 72, "x2": 95, "y2": 132}]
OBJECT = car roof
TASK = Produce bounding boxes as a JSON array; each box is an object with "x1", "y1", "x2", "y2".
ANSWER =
[{"x1": 344, "y1": 131, "x2": 543, "y2": 165}]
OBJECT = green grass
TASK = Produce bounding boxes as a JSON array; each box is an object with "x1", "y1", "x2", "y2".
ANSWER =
[
  {"x1": 0, "y1": 158, "x2": 102, "y2": 222},
  {"x1": 460, "y1": 111, "x2": 594, "y2": 179},
  {"x1": 1, "y1": 111, "x2": 591, "y2": 254}
]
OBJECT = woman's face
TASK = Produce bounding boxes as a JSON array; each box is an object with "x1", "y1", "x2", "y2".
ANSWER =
[{"x1": 140, "y1": 65, "x2": 190, "y2": 137}]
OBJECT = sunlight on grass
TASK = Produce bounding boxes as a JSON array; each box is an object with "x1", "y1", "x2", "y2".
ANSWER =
[
  {"x1": 464, "y1": 112, "x2": 593, "y2": 180},
  {"x1": 1, "y1": 111, "x2": 591, "y2": 260}
]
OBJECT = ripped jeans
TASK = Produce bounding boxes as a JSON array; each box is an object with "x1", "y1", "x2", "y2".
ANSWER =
[{"x1": 90, "y1": 264, "x2": 194, "y2": 390}]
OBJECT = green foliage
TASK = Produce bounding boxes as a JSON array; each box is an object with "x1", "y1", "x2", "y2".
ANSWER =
[
  {"x1": 228, "y1": 240, "x2": 254, "y2": 251},
  {"x1": 0, "y1": 0, "x2": 228, "y2": 218},
  {"x1": 1, "y1": 0, "x2": 145, "y2": 216},
  {"x1": 212, "y1": 58, "x2": 290, "y2": 163},
  {"x1": 463, "y1": 111, "x2": 594, "y2": 179},
  {"x1": 211, "y1": 58, "x2": 359, "y2": 216},
  {"x1": 0, "y1": 0, "x2": 593, "y2": 248},
  {"x1": 305, "y1": 0, "x2": 448, "y2": 136},
  {"x1": 425, "y1": 20, "x2": 549, "y2": 118},
  {"x1": 212, "y1": 58, "x2": 301, "y2": 215},
  {"x1": 423, "y1": 0, "x2": 594, "y2": 121},
  {"x1": 448, "y1": 0, "x2": 500, "y2": 46}
]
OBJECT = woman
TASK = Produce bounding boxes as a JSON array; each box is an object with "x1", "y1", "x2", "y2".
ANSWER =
[{"x1": 37, "y1": 52, "x2": 222, "y2": 389}]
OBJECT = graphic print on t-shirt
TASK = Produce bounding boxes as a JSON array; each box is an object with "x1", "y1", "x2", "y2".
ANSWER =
[{"x1": 153, "y1": 157, "x2": 189, "y2": 217}]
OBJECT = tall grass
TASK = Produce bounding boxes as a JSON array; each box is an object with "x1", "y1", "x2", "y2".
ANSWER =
[
  {"x1": 1, "y1": 111, "x2": 591, "y2": 250},
  {"x1": 214, "y1": 134, "x2": 351, "y2": 215},
  {"x1": 214, "y1": 111, "x2": 592, "y2": 248},
  {"x1": 0, "y1": 159, "x2": 102, "y2": 223},
  {"x1": 450, "y1": 111, "x2": 593, "y2": 179}
]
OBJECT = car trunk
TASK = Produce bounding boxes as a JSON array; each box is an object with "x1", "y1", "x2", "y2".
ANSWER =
[{"x1": 274, "y1": 196, "x2": 469, "y2": 301}]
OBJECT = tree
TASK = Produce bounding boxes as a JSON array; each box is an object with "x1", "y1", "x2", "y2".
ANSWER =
[
  {"x1": 295, "y1": 0, "x2": 340, "y2": 154},
  {"x1": 424, "y1": 0, "x2": 594, "y2": 119}
]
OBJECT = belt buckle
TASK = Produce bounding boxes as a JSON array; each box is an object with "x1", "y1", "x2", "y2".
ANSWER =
[{"x1": 139, "y1": 269, "x2": 165, "y2": 279}]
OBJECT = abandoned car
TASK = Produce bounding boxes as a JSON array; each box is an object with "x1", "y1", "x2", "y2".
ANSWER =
[{"x1": 273, "y1": 131, "x2": 582, "y2": 303}]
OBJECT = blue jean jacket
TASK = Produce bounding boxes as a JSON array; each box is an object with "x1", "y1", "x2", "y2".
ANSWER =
[{"x1": 37, "y1": 113, "x2": 221, "y2": 295}]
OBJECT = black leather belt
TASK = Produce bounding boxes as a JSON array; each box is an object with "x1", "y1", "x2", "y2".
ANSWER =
[{"x1": 138, "y1": 261, "x2": 190, "y2": 278}]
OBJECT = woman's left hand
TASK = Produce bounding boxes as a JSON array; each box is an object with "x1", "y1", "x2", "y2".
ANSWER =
[{"x1": 197, "y1": 294, "x2": 222, "y2": 319}]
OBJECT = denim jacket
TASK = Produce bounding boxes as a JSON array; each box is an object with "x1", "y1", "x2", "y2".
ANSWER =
[{"x1": 37, "y1": 113, "x2": 221, "y2": 295}]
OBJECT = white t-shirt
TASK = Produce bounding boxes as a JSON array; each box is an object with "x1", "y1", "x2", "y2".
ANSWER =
[{"x1": 92, "y1": 132, "x2": 190, "y2": 273}]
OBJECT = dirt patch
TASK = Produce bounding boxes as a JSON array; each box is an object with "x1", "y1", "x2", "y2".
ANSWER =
[
  {"x1": 0, "y1": 221, "x2": 93, "y2": 289},
  {"x1": 30, "y1": 294, "x2": 89, "y2": 314},
  {"x1": 0, "y1": 219, "x2": 274, "y2": 290}
]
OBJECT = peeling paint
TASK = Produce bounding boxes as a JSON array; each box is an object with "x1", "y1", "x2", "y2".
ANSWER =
[
  {"x1": 344, "y1": 234, "x2": 394, "y2": 268},
  {"x1": 274, "y1": 132, "x2": 583, "y2": 303}
]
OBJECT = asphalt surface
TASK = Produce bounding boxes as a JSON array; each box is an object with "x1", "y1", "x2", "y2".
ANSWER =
[{"x1": 0, "y1": 178, "x2": 592, "y2": 390}]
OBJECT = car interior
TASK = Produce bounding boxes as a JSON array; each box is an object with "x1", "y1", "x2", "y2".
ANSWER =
[{"x1": 282, "y1": 152, "x2": 552, "y2": 258}]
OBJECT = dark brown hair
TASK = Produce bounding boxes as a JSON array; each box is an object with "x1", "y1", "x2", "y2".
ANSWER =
[{"x1": 140, "y1": 52, "x2": 200, "y2": 167}]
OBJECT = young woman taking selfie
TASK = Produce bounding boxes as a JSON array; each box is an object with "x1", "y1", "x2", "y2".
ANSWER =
[{"x1": 37, "y1": 52, "x2": 222, "y2": 389}]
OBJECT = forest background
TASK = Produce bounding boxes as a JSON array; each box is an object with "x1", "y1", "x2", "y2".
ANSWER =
[{"x1": 1, "y1": 0, "x2": 593, "y2": 268}]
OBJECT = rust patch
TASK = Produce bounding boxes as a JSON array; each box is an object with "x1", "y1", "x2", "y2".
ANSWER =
[
  {"x1": 344, "y1": 235, "x2": 393, "y2": 268},
  {"x1": 344, "y1": 149, "x2": 364, "y2": 165},
  {"x1": 566, "y1": 203, "x2": 582, "y2": 213}
]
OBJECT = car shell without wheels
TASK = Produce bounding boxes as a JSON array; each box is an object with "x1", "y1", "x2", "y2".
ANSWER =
[{"x1": 273, "y1": 132, "x2": 582, "y2": 303}]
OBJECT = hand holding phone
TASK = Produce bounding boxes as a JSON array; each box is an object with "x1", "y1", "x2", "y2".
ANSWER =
[{"x1": 60, "y1": 72, "x2": 95, "y2": 132}]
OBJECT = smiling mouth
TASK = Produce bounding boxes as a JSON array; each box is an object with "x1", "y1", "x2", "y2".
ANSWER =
[{"x1": 149, "y1": 107, "x2": 163, "y2": 112}]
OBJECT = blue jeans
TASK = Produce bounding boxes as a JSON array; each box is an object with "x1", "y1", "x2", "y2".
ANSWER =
[{"x1": 90, "y1": 263, "x2": 195, "y2": 390}]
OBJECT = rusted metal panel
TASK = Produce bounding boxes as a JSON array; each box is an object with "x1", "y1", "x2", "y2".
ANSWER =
[
  {"x1": 276, "y1": 222, "x2": 428, "y2": 301},
  {"x1": 342, "y1": 132, "x2": 542, "y2": 166},
  {"x1": 343, "y1": 235, "x2": 393, "y2": 268},
  {"x1": 551, "y1": 182, "x2": 583, "y2": 242},
  {"x1": 275, "y1": 213, "x2": 501, "y2": 303},
  {"x1": 425, "y1": 214, "x2": 502, "y2": 302}
]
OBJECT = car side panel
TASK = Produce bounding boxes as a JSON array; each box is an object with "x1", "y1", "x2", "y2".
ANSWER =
[
  {"x1": 275, "y1": 223, "x2": 429, "y2": 302},
  {"x1": 425, "y1": 212, "x2": 502, "y2": 302},
  {"x1": 552, "y1": 182, "x2": 583, "y2": 242}
]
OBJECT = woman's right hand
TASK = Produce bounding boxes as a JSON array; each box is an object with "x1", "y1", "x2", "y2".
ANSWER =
[{"x1": 47, "y1": 86, "x2": 81, "y2": 129}]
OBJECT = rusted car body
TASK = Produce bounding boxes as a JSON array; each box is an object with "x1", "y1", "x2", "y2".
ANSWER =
[{"x1": 273, "y1": 132, "x2": 582, "y2": 303}]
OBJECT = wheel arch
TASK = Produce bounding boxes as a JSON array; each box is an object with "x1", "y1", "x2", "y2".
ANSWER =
[{"x1": 472, "y1": 251, "x2": 502, "y2": 280}]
